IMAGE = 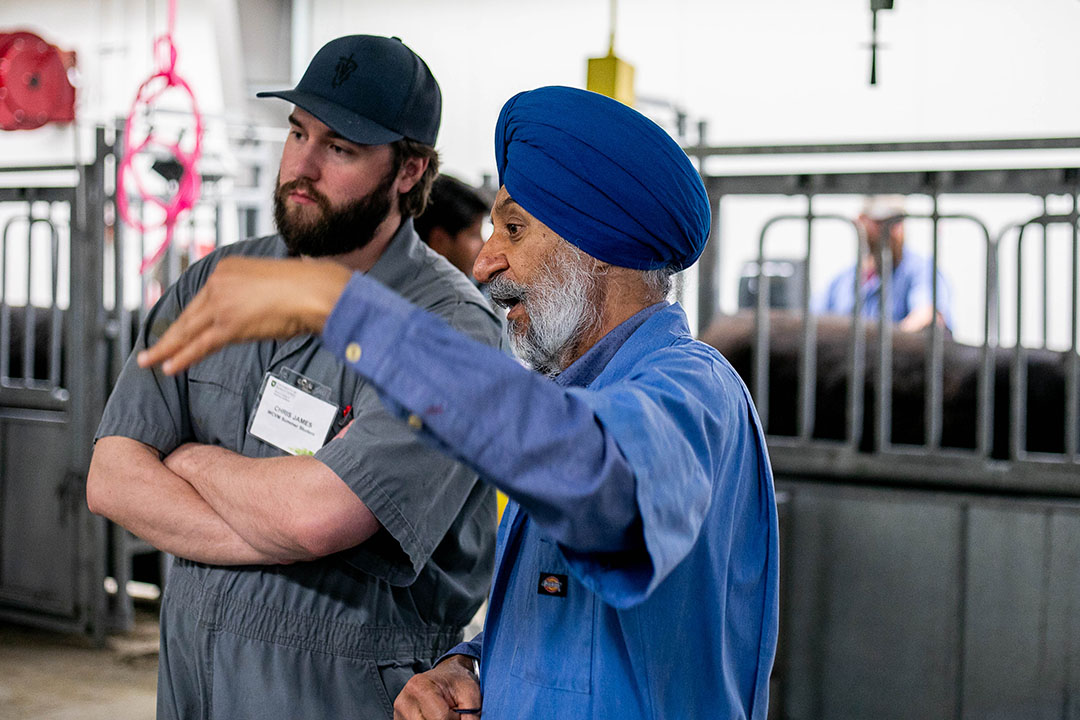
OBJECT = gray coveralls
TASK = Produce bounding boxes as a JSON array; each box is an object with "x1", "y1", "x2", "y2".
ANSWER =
[{"x1": 95, "y1": 223, "x2": 500, "y2": 719}]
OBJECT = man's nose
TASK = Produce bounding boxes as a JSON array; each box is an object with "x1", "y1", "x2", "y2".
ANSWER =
[
  {"x1": 472, "y1": 242, "x2": 507, "y2": 284},
  {"x1": 286, "y1": 144, "x2": 322, "y2": 183}
]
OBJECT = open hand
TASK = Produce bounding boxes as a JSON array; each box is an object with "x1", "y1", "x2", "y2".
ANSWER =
[{"x1": 137, "y1": 256, "x2": 352, "y2": 375}]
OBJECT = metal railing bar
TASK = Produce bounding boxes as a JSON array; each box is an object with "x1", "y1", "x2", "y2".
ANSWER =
[
  {"x1": 1068, "y1": 194, "x2": 1079, "y2": 461},
  {"x1": 686, "y1": 136, "x2": 1080, "y2": 157},
  {"x1": 875, "y1": 218, "x2": 896, "y2": 453},
  {"x1": 848, "y1": 221, "x2": 867, "y2": 450},
  {"x1": 47, "y1": 205, "x2": 62, "y2": 387},
  {"x1": 1013, "y1": 222, "x2": 1030, "y2": 461},
  {"x1": 798, "y1": 196, "x2": 817, "y2": 441},
  {"x1": 926, "y1": 197, "x2": 944, "y2": 450},
  {"x1": 1041, "y1": 196, "x2": 1050, "y2": 348}
]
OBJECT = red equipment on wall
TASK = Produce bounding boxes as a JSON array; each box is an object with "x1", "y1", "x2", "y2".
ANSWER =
[{"x1": 0, "y1": 31, "x2": 76, "y2": 131}]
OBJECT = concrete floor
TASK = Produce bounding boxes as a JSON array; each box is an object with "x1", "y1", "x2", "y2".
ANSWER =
[
  {"x1": 0, "y1": 610, "x2": 158, "y2": 720},
  {"x1": 0, "y1": 603, "x2": 486, "y2": 719}
]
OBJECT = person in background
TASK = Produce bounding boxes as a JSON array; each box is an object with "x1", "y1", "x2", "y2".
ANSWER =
[
  {"x1": 813, "y1": 194, "x2": 954, "y2": 332},
  {"x1": 414, "y1": 174, "x2": 491, "y2": 281},
  {"x1": 137, "y1": 85, "x2": 779, "y2": 720},
  {"x1": 86, "y1": 35, "x2": 501, "y2": 719}
]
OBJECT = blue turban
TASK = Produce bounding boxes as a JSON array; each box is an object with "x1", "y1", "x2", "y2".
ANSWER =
[{"x1": 494, "y1": 86, "x2": 710, "y2": 271}]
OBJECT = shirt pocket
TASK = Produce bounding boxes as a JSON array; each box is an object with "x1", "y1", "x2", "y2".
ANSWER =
[
  {"x1": 508, "y1": 535, "x2": 594, "y2": 694},
  {"x1": 187, "y1": 355, "x2": 249, "y2": 449}
]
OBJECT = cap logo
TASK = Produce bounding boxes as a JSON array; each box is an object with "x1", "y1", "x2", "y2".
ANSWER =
[{"x1": 331, "y1": 53, "x2": 358, "y2": 89}]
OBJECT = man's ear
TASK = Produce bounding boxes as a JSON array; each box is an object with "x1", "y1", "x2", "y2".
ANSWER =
[{"x1": 396, "y1": 156, "x2": 428, "y2": 194}]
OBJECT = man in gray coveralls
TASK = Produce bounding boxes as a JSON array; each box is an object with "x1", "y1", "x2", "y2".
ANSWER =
[{"x1": 86, "y1": 35, "x2": 501, "y2": 719}]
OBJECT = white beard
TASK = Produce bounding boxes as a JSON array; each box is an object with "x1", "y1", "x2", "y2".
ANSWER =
[{"x1": 488, "y1": 243, "x2": 603, "y2": 377}]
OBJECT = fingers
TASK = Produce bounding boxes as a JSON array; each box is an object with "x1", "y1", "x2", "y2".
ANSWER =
[
  {"x1": 446, "y1": 670, "x2": 482, "y2": 713},
  {"x1": 137, "y1": 297, "x2": 204, "y2": 369},
  {"x1": 393, "y1": 674, "x2": 453, "y2": 720},
  {"x1": 137, "y1": 291, "x2": 219, "y2": 375},
  {"x1": 136, "y1": 256, "x2": 352, "y2": 374},
  {"x1": 138, "y1": 259, "x2": 257, "y2": 374},
  {"x1": 159, "y1": 325, "x2": 229, "y2": 376},
  {"x1": 393, "y1": 663, "x2": 481, "y2": 720}
]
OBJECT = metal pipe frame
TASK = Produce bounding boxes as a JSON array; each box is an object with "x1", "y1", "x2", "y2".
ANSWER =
[
  {"x1": 697, "y1": 151, "x2": 1075, "y2": 491},
  {"x1": 685, "y1": 136, "x2": 1080, "y2": 157},
  {"x1": 999, "y1": 211, "x2": 1080, "y2": 463},
  {"x1": 754, "y1": 212, "x2": 861, "y2": 442},
  {"x1": 0, "y1": 209, "x2": 63, "y2": 390}
]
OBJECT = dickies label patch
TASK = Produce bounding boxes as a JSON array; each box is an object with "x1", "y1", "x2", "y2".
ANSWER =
[{"x1": 537, "y1": 572, "x2": 568, "y2": 597}]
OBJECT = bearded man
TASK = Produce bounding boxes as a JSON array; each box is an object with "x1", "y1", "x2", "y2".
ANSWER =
[
  {"x1": 139, "y1": 86, "x2": 780, "y2": 719},
  {"x1": 86, "y1": 35, "x2": 502, "y2": 720}
]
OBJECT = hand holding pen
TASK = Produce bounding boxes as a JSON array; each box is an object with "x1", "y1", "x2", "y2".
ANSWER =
[{"x1": 393, "y1": 654, "x2": 482, "y2": 719}]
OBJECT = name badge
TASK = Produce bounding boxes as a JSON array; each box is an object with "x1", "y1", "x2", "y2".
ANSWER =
[{"x1": 248, "y1": 369, "x2": 338, "y2": 456}]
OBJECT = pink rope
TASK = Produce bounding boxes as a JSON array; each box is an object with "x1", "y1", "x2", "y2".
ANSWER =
[{"x1": 115, "y1": 0, "x2": 203, "y2": 273}]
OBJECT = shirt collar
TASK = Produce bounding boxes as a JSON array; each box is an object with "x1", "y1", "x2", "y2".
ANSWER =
[
  {"x1": 554, "y1": 301, "x2": 668, "y2": 388},
  {"x1": 367, "y1": 218, "x2": 422, "y2": 289}
]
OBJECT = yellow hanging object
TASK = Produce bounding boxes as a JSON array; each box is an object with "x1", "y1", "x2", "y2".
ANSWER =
[
  {"x1": 587, "y1": 0, "x2": 634, "y2": 106},
  {"x1": 587, "y1": 50, "x2": 635, "y2": 106}
]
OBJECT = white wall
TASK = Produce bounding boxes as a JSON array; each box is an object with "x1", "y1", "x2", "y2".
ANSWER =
[
  {"x1": 304, "y1": 0, "x2": 1080, "y2": 346},
  {"x1": 301, "y1": 0, "x2": 1080, "y2": 180},
  {"x1": 0, "y1": 0, "x2": 1078, "y2": 341}
]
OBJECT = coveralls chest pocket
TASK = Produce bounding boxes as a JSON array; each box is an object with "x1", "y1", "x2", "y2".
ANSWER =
[
  {"x1": 509, "y1": 534, "x2": 595, "y2": 694},
  {"x1": 186, "y1": 350, "x2": 252, "y2": 451}
]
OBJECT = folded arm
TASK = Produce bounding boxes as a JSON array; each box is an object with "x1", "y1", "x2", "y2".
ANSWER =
[
  {"x1": 87, "y1": 436, "x2": 282, "y2": 565},
  {"x1": 88, "y1": 436, "x2": 381, "y2": 564},
  {"x1": 163, "y1": 442, "x2": 381, "y2": 561}
]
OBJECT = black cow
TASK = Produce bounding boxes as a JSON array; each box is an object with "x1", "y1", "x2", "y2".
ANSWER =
[{"x1": 701, "y1": 311, "x2": 1077, "y2": 458}]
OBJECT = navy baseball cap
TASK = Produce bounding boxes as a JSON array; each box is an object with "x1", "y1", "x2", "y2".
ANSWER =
[{"x1": 257, "y1": 35, "x2": 441, "y2": 146}]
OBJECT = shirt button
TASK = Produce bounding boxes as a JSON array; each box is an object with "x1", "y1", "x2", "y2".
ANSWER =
[
  {"x1": 345, "y1": 342, "x2": 362, "y2": 363},
  {"x1": 407, "y1": 414, "x2": 423, "y2": 430}
]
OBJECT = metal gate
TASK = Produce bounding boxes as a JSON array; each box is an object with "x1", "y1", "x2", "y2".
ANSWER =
[
  {"x1": 0, "y1": 148, "x2": 107, "y2": 641},
  {"x1": 0, "y1": 125, "x2": 277, "y2": 642},
  {"x1": 689, "y1": 136, "x2": 1080, "y2": 719}
]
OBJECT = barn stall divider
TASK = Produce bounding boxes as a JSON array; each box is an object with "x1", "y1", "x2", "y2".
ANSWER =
[
  {"x1": 0, "y1": 125, "x2": 277, "y2": 644},
  {"x1": 690, "y1": 136, "x2": 1080, "y2": 720}
]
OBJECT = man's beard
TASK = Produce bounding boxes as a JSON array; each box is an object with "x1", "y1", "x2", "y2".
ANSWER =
[
  {"x1": 273, "y1": 168, "x2": 397, "y2": 258},
  {"x1": 488, "y1": 242, "x2": 603, "y2": 377}
]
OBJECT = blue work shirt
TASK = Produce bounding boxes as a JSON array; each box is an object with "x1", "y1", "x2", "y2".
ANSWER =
[
  {"x1": 322, "y1": 273, "x2": 780, "y2": 719},
  {"x1": 813, "y1": 249, "x2": 954, "y2": 328}
]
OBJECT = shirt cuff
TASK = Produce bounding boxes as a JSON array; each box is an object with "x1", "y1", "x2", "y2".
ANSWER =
[{"x1": 436, "y1": 633, "x2": 483, "y2": 666}]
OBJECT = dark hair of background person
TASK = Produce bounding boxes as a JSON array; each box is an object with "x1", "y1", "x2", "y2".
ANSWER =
[{"x1": 414, "y1": 174, "x2": 490, "y2": 241}]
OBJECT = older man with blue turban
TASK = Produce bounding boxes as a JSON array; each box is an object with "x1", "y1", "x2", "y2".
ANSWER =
[{"x1": 139, "y1": 86, "x2": 779, "y2": 720}]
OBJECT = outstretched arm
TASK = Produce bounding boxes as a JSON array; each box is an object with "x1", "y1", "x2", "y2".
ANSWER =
[
  {"x1": 138, "y1": 257, "x2": 350, "y2": 374},
  {"x1": 137, "y1": 257, "x2": 643, "y2": 556},
  {"x1": 87, "y1": 436, "x2": 283, "y2": 565},
  {"x1": 136, "y1": 256, "x2": 723, "y2": 609}
]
